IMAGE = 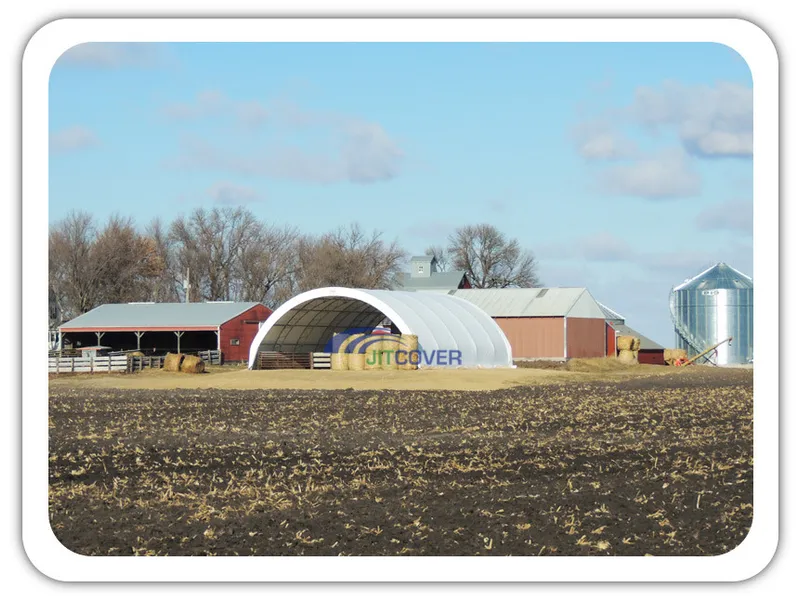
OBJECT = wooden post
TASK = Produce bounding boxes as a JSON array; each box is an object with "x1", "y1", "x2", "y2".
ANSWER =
[
  {"x1": 175, "y1": 331, "x2": 185, "y2": 353},
  {"x1": 135, "y1": 331, "x2": 144, "y2": 350},
  {"x1": 90, "y1": 355, "x2": 94, "y2": 374},
  {"x1": 96, "y1": 331, "x2": 105, "y2": 346},
  {"x1": 71, "y1": 357, "x2": 75, "y2": 373}
]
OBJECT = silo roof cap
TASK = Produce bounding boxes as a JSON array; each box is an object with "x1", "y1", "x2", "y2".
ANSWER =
[{"x1": 673, "y1": 262, "x2": 753, "y2": 291}]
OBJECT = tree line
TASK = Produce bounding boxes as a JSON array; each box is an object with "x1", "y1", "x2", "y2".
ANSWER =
[{"x1": 49, "y1": 207, "x2": 540, "y2": 324}]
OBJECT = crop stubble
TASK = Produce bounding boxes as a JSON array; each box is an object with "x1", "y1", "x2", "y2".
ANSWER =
[{"x1": 49, "y1": 368, "x2": 753, "y2": 557}]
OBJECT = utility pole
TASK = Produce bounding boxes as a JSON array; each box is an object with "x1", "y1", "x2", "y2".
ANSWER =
[{"x1": 183, "y1": 267, "x2": 191, "y2": 303}]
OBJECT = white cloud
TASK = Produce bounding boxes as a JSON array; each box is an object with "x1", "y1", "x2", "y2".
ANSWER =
[
  {"x1": 50, "y1": 126, "x2": 99, "y2": 153},
  {"x1": 598, "y1": 149, "x2": 701, "y2": 199},
  {"x1": 57, "y1": 43, "x2": 169, "y2": 69},
  {"x1": 206, "y1": 182, "x2": 261, "y2": 205},
  {"x1": 628, "y1": 81, "x2": 753, "y2": 158},
  {"x1": 166, "y1": 103, "x2": 405, "y2": 184},
  {"x1": 571, "y1": 120, "x2": 638, "y2": 160},
  {"x1": 695, "y1": 199, "x2": 753, "y2": 235}
]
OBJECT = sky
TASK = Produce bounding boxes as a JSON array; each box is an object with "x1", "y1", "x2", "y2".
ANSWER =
[{"x1": 48, "y1": 41, "x2": 754, "y2": 347}]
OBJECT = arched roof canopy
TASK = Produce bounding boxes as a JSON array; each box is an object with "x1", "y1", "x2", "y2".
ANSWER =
[{"x1": 248, "y1": 287, "x2": 513, "y2": 369}]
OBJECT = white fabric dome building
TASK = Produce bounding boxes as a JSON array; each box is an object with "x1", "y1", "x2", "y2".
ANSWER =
[{"x1": 248, "y1": 287, "x2": 513, "y2": 369}]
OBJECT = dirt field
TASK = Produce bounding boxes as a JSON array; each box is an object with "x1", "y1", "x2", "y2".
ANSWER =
[
  {"x1": 49, "y1": 366, "x2": 753, "y2": 557},
  {"x1": 48, "y1": 359, "x2": 675, "y2": 391}
]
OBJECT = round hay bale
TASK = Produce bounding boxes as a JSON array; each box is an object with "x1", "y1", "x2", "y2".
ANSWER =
[
  {"x1": 664, "y1": 349, "x2": 673, "y2": 362},
  {"x1": 631, "y1": 337, "x2": 641, "y2": 351},
  {"x1": 398, "y1": 334, "x2": 419, "y2": 370},
  {"x1": 348, "y1": 353, "x2": 366, "y2": 371},
  {"x1": 330, "y1": 353, "x2": 349, "y2": 371},
  {"x1": 381, "y1": 337, "x2": 400, "y2": 370},
  {"x1": 633, "y1": 350, "x2": 639, "y2": 360},
  {"x1": 616, "y1": 336, "x2": 635, "y2": 351},
  {"x1": 163, "y1": 352, "x2": 185, "y2": 372},
  {"x1": 130, "y1": 351, "x2": 145, "y2": 358},
  {"x1": 340, "y1": 333, "x2": 363, "y2": 355},
  {"x1": 180, "y1": 355, "x2": 206, "y2": 373},
  {"x1": 673, "y1": 349, "x2": 688, "y2": 360},
  {"x1": 364, "y1": 338, "x2": 385, "y2": 371},
  {"x1": 617, "y1": 349, "x2": 638, "y2": 364}
]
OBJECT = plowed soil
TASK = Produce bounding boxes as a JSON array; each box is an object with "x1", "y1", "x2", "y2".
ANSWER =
[{"x1": 49, "y1": 367, "x2": 753, "y2": 556}]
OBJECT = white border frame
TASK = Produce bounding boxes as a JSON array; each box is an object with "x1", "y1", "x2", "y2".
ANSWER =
[{"x1": 23, "y1": 18, "x2": 778, "y2": 582}]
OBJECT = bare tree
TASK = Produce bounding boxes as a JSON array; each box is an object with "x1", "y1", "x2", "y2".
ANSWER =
[
  {"x1": 447, "y1": 223, "x2": 541, "y2": 288},
  {"x1": 144, "y1": 218, "x2": 181, "y2": 302},
  {"x1": 92, "y1": 214, "x2": 164, "y2": 304},
  {"x1": 49, "y1": 211, "x2": 102, "y2": 319},
  {"x1": 295, "y1": 223, "x2": 407, "y2": 291},
  {"x1": 49, "y1": 211, "x2": 168, "y2": 321},
  {"x1": 424, "y1": 244, "x2": 450, "y2": 272},
  {"x1": 169, "y1": 207, "x2": 263, "y2": 301},
  {"x1": 233, "y1": 224, "x2": 300, "y2": 305}
]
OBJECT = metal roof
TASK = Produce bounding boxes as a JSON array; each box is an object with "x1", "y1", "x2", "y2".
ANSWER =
[
  {"x1": 410, "y1": 255, "x2": 435, "y2": 263},
  {"x1": 248, "y1": 287, "x2": 513, "y2": 369},
  {"x1": 597, "y1": 301, "x2": 626, "y2": 323},
  {"x1": 450, "y1": 288, "x2": 605, "y2": 318},
  {"x1": 395, "y1": 271, "x2": 468, "y2": 291},
  {"x1": 610, "y1": 323, "x2": 664, "y2": 351},
  {"x1": 673, "y1": 262, "x2": 753, "y2": 291},
  {"x1": 60, "y1": 302, "x2": 264, "y2": 331}
]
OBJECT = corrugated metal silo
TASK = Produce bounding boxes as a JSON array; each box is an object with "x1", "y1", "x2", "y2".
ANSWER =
[{"x1": 669, "y1": 262, "x2": 753, "y2": 365}]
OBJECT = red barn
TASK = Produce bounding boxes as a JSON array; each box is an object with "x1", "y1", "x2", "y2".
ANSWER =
[
  {"x1": 58, "y1": 302, "x2": 272, "y2": 362},
  {"x1": 452, "y1": 288, "x2": 608, "y2": 360}
]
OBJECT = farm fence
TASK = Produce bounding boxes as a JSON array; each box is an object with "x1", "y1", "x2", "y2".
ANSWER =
[
  {"x1": 198, "y1": 350, "x2": 223, "y2": 365},
  {"x1": 48, "y1": 355, "x2": 130, "y2": 374}
]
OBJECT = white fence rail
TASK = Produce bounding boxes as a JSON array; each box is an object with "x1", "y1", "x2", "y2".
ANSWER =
[
  {"x1": 48, "y1": 355, "x2": 129, "y2": 374},
  {"x1": 311, "y1": 352, "x2": 331, "y2": 370}
]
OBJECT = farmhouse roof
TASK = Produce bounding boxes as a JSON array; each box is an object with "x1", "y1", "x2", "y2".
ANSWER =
[
  {"x1": 395, "y1": 270, "x2": 468, "y2": 292},
  {"x1": 610, "y1": 323, "x2": 664, "y2": 351},
  {"x1": 449, "y1": 288, "x2": 606, "y2": 318},
  {"x1": 59, "y1": 302, "x2": 264, "y2": 331}
]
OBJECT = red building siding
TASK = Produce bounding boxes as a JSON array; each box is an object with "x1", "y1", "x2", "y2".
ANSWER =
[
  {"x1": 637, "y1": 349, "x2": 665, "y2": 365},
  {"x1": 219, "y1": 304, "x2": 273, "y2": 362},
  {"x1": 606, "y1": 322, "x2": 617, "y2": 357},
  {"x1": 565, "y1": 317, "x2": 606, "y2": 358},
  {"x1": 493, "y1": 317, "x2": 565, "y2": 359}
]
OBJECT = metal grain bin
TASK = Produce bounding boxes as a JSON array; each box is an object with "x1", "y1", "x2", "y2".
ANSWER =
[{"x1": 669, "y1": 262, "x2": 753, "y2": 365}]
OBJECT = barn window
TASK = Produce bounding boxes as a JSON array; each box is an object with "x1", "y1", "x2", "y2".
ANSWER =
[
  {"x1": 417, "y1": 265, "x2": 424, "y2": 273},
  {"x1": 230, "y1": 338, "x2": 240, "y2": 346}
]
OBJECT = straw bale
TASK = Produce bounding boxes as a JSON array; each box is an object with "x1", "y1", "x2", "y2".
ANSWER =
[
  {"x1": 364, "y1": 338, "x2": 385, "y2": 370},
  {"x1": 163, "y1": 353, "x2": 184, "y2": 372},
  {"x1": 331, "y1": 353, "x2": 349, "y2": 371},
  {"x1": 340, "y1": 333, "x2": 363, "y2": 354},
  {"x1": 616, "y1": 336, "x2": 635, "y2": 351},
  {"x1": 381, "y1": 337, "x2": 400, "y2": 370},
  {"x1": 348, "y1": 353, "x2": 366, "y2": 371},
  {"x1": 631, "y1": 337, "x2": 641, "y2": 351},
  {"x1": 398, "y1": 334, "x2": 419, "y2": 370},
  {"x1": 180, "y1": 355, "x2": 206, "y2": 373},
  {"x1": 617, "y1": 349, "x2": 638, "y2": 364}
]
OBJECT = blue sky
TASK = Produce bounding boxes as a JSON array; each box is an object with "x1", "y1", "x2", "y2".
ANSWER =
[{"x1": 49, "y1": 42, "x2": 753, "y2": 346}]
